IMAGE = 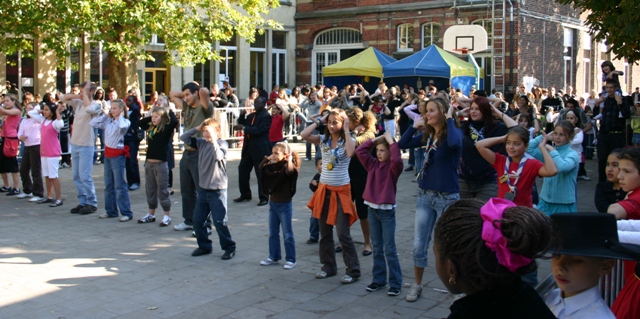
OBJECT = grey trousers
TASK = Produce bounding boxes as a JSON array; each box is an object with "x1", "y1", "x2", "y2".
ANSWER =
[{"x1": 145, "y1": 161, "x2": 171, "y2": 211}]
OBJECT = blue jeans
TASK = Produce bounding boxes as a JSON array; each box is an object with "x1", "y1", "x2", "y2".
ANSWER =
[
  {"x1": 309, "y1": 216, "x2": 319, "y2": 240},
  {"x1": 71, "y1": 144, "x2": 97, "y2": 206},
  {"x1": 369, "y1": 207, "x2": 402, "y2": 289},
  {"x1": 413, "y1": 190, "x2": 459, "y2": 268},
  {"x1": 268, "y1": 201, "x2": 296, "y2": 263},
  {"x1": 194, "y1": 188, "x2": 235, "y2": 252},
  {"x1": 103, "y1": 155, "x2": 133, "y2": 218}
]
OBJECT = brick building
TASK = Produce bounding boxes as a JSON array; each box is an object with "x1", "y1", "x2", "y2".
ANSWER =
[{"x1": 295, "y1": 0, "x2": 639, "y2": 97}]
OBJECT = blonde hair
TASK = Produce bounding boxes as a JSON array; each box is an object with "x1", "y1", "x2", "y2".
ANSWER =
[
  {"x1": 422, "y1": 97, "x2": 458, "y2": 145},
  {"x1": 110, "y1": 99, "x2": 129, "y2": 119},
  {"x1": 202, "y1": 118, "x2": 221, "y2": 135},
  {"x1": 149, "y1": 107, "x2": 170, "y2": 133}
]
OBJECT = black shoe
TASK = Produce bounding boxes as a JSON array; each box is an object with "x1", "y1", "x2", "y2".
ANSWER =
[
  {"x1": 233, "y1": 197, "x2": 251, "y2": 203},
  {"x1": 366, "y1": 282, "x2": 387, "y2": 292},
  {"x1": 79, "y1": 205, "x2": 97, "y2": 215},
  {"x1": 191, "y1": 248, "x2": 212, "y2": 257},
  {"x1": 0, "y1": 186, "x2": 10, "y2": 192},
  {"x1": 6, "y1": 188, "x2": 20, "y2": 196},
  {"x1": 388, "y1": 287, "x2": 401, "y2": 296},
  {"x1": 306, "y1": 238, "x2": 318, "y2": 244},
  {"x1": 49, "y1": 199, "x2": 64, "y2": 207},
  {"x1": 221, "y1": 250, "x2": 235, "y2": 260},
  {"x1": 257, "y1": 200, "x2": 268, "y2": 206},
  {"x1": 404, "y1": 166, "x2": 414, "y2": 172},
  {"x1": 363, "y1": 250, "x2": 372, "y2": 256},
  {"x1": 70, "y1": 204, "x2": 85, "y2": 214},
  {"x1": 335, "y1": 246, "x2": 343, "y2": 253}
]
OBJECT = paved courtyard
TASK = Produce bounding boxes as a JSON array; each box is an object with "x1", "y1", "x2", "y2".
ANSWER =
[{"x1": 0, "y1": 142, "x2": 600, "y2": 319}]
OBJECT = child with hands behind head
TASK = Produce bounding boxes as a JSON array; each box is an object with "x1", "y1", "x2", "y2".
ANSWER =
[
  {"x1": 27, "y1": 101, "x2": 65, "y2": 207},
  {"x1": 181, "y1": 118, "x2": 236, "y2": 260},
  {"x1": 17, "y1": 102, "x2": 45, "y2": 202},
  {"x1": 476, "y1": 126, "x2": 557, "y2": 207},
  {"x1": 90, "y1": 99, "x2": 133, "y2": 221},
  {"x1": 258, "y1": 142, "x2": 300, "y2": 269},
  {"x1": 434, "y1": 198, "x2": 557, "y2": 319},
  {"x1": 356, "y1": 131, "x2": 404, "y2": 296},
  {"x1": 301, "y1": 109, "x2": 360, "y2": 284},
  {"x1": 527, "y1": 121, "x2": 580, "y2": 215},
  {"x1": 137, "y1": 106, "x2": 178, "y2": 227}
]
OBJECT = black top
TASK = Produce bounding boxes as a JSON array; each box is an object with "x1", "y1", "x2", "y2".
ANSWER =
[
  {"x1": 210, "y1": 91, "x2": 228, "y2": 108},
  {"x1": 309, "y1": 173, "x2": 320, "y2": 192},
  {"x1": 138, "y1": 110, "x2": 178, "y2": 161},
  {"x1": 459, "y1": 120, "x2": 508, "y2": 183},
  {"x1": 124, "y1": 101, "x2": 141, "y2": 143},
  {"x1": 594, "y1": 181, "x2": 628, "y2": 213},
  {"x1": 600, "y1": 96, "x2": 630, "y2": 133},
  {"x1": 449, "y1": 280, "x2": 556, "y2": 319},
  {"x1": 541, "y1": 97, "x2": 564, "y2": 114},
  {"x1": 238, "y1": 108, "x2": 272, "y2": 155},
  {"x1": 384, "y1": 96, "x2": 403, "y2": 120}
]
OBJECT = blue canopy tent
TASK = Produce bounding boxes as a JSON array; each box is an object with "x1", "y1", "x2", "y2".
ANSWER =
[
  {"x1": 382, "y1": 44, "x2": 477, "y2": 96},
  {"x1": 322, "y1": 47, "x2": 397, "y2": 93}
]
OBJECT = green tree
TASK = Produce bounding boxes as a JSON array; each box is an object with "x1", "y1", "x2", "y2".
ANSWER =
[
  {"x1": 0, "y1": 0, "x2": 280, "y2": 95},
  {"x1": 556, "y1": 0, "x2": 640, "y2": 63}
]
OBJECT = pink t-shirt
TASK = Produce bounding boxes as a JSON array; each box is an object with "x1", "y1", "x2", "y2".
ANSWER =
[
  {"x1": 1, "y1": 114, "x2": 20, "y2": 138},
  {"x1": 493, "y1": 153, "x2": 544, "y2": 207}
]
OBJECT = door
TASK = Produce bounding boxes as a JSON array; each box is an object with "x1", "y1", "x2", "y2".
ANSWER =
[{"x1": 144, "y1": 68, "x2": 169, "y2": 102}]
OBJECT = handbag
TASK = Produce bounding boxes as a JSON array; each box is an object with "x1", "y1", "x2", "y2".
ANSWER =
[{"x1": 2, "y1": 137, "x2": 19, "y2": 157}]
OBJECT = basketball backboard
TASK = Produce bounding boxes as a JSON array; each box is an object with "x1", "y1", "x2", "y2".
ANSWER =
[{"x1": 443, "y1": 25, "x2": 488, "y2": 54}]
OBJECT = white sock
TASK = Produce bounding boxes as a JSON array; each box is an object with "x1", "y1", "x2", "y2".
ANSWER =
[{"x1": 162, "y1": 215, "x2": 171, "y2": 223}]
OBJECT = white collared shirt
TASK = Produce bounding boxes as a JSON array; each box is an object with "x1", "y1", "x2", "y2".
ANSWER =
[{"x1": 544, "y1": 286, "x2": 615, "y2": 319}]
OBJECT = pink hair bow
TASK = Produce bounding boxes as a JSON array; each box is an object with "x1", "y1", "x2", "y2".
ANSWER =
[{"x1": 481, "y1": 198, "x2": 532, "y2": 272}]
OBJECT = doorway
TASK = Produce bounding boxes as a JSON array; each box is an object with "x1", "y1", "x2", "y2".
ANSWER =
[{"x1": 144, "y1": 68, "x2": 168, "y2": 102}]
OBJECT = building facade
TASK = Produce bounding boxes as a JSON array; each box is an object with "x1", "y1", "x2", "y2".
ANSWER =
[
  {"x1": 294, "y1": 0, "x2": 639, "y2": 97},
  {"x1": 0, "y1": 1, "x2": 298, "y2": 102}
]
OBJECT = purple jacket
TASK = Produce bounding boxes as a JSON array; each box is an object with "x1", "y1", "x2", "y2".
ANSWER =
[{"x1": 356, "y1": 139, "x2": 403, "y2": 205}]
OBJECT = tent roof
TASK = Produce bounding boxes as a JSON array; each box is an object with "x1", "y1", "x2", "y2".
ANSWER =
[
  {"x1": 323, "y1": 47, "x2": 396, "y2": 78},
  {"x1": 383, "y1": 44, "x2": 476, "y2": 78}
]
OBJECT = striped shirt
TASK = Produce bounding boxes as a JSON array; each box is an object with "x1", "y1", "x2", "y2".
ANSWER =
[
  {"x1": 89, "y1": 114, "x2": 130, "y2": 149},
  {"x1": 318, "y1": 135, "x2": 353, "y2": 186}
]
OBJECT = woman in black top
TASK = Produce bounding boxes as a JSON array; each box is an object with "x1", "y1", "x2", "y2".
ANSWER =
[{"x1": 456, "y1": 96, "x2": 517, "y2": 201}]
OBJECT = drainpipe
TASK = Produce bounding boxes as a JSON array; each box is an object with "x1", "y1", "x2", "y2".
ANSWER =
[{"x1": 508, "y1": 0, "x2": 514, "y2": 93}]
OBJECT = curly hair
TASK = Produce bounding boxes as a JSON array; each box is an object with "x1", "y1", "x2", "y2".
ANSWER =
[{"x1": 434, "y1": 199, "x2": 556, "y2": 291}]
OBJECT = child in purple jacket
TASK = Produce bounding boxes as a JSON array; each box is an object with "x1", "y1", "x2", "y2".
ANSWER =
[{"x1": 356, "y1": 131, "x2": 404, "y2": 296}]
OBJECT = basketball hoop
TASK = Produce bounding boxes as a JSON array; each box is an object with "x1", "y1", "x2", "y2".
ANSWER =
[{"x1": 453, "y1": 48, "x2": 469, "y2": 55}]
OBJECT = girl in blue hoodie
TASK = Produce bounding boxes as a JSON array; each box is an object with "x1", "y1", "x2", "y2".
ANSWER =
[{"x1": 527, "y1": 120, "x2": 580, "y2": 215}]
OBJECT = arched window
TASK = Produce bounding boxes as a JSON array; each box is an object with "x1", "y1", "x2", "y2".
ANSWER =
[
  {"x1": 315, "y1": 28, "x2": 362, "y2": 47},
  {"x1": 422, "y1": 23, "x2": 441, "y2": 48},
  {"x1": 312, "y1": 28, "x2": 364, "y2": 86},
  {"x1": 397, "y1": 23, "x2": 414, "y2": 52},
  {"x1": 471, "y1": 19, "x2": 493, "y2": 47}
]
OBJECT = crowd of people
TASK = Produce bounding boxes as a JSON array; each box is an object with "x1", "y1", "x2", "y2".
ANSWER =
[{"x1": 1, "y1": 59, "x2": 640, "y2": 318}]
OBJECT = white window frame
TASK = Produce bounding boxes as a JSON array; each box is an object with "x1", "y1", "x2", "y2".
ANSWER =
[
  {"x1": 311, "y1": 28, "x2": 363, "y2": 85},
  {"x1": 421, "y1": 23, "x2": 440, "y2": 49},
  {"x1": 397, "y1": 24, "x2": 414, "y2": 52}
]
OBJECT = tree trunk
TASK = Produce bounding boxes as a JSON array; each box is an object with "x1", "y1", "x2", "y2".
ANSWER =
[{"x1": 107, "y1": 53, "x2": 138, "y2": 100}]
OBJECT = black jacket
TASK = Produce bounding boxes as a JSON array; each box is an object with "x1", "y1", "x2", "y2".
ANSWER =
[{"x1": 238, "y1": 109, "x2": 272, "y2": 155}]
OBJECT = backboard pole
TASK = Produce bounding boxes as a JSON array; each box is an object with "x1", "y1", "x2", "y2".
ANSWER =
[{"x1": 467, "y1": 53, "x2": 481, "y2": 90}]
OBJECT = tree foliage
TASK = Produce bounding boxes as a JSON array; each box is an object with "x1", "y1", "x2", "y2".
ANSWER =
[
  {"x1": 556, "y1": 0, "x2": 640, "y2": 63},
  {"x1": 0, "y1": 0, "x2": 281, "y2": 67}
]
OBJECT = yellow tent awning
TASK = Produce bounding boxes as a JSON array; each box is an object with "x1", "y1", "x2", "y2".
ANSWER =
[{"x1": 323, "y1": 47, "x2": 396, "y2": 78}]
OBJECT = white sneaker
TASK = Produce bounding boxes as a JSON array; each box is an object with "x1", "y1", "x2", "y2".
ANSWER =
[
  {"x1": 29, "y1": 196, "x2": 43, "y2": 202},
  {"x1": 283, "y1": 261, "x2": 297, "y2": 269},
  {"x1": 16, "y1": 192, "x2": 32, "y2": 199},
  {"x1": 173, "y1": 222, "x2": 193, "y2": 231},
  {"x1": 405, "y1": 283, "x2": 422, "y2": 302},
  {"x1": 260, "y1": 258, "x2": 278, "y2": 266}
]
